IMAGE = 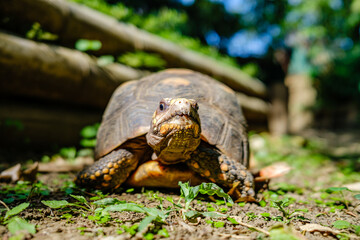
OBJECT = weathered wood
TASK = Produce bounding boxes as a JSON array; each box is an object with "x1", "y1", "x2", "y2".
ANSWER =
[
  {"x1": 0, "y1": 31, "x2": 269, "y2": 120},
  {"x1": 0, "y1": 31, "x2": 145, "y2": 108},
  {"x1": 0, "y1": 0, "x2": 267, "y2": 98},
  {"x1": 236, "y1": 92, "x2": 269, "y2": 120}
]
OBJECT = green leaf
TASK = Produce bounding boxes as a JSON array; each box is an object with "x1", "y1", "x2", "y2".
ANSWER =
[
  {"x1": 198, "y1": 182, "x2": 233, "y2": 204},
  {"x1": 5, "y1": 203, "x2": 30, "y2": 220},
  {"x1": 261, "y1": 212, "x2": 271, "y2": 217},
  {"x1": 3, "y1": 198, "x2": 15, "y2": 204},
  {"x1": 259, "y1": 200, "x2": 267, "y2": 207},
  {"x1": 326, "y1": 187, "x2": 350, "y2": 193},
  {"x1": 75, "y1": 39, "x2": 102, "y2": 51},
  {"x1": 80, "y1": 139, "x2": 97, "y2": 148},
  {"x1": 104, "y1": 203, "x2": 145, "y2": 213},
  {"x1": 121, "y1": 224, "x2": 138, "y2": 235},
  {"x1": 70, "y1": 194, "x2": 87, "y2": 204},
  {"x1": 179, "y1": 182, "x2": 233, "y2": 210},
  {"x1": 97, "y1": 55, "x2": 115, "y2": 66},
  {"x1": 59, "y1": 147, "x2": 77, "y2": 159},
  {"x1": 227, "y1": 217, "x2": 239, "y2": 225},
  {"x1": 142, "y1": 207, "x2": 167, "y2": 220},
  {"x1": 144, "y1": 232, "x2": 154, "y2": 240},
  {"x1": 158, "y1": 228, "x2": 169, "y2": 237},
  {"x1": 138, "y1": 215, "x2": 156, "y2": 232},
  {"x1": 126, "y1": 188, "x2": 134, "y2": 193},
  {"x1": 61, "y1": 213, "x2": 73, "y2": 220},
  {"x1": 213, "y1": 221, "x2": 225, "y2": 228},
  {"x1": 354, "y1": 194, "x2": 360, "y2": 200},
  {"x1": 92, "y1": 198, "x2": 124, "y2": 206},
  {"x1": 333, "y1": 220, "x2": 351, "y2": 229},
  {"x1": 41, "y1": 200, "x2": 71, "y2": 208},
  {"x1": 80, "y1": 124, "x2": 99, "y2": 139},
  {"x1": 183, "y1": 210, "x2": 201, "y2": 219},
  {"x1": 7, "y1": 217, "x2": 36, "y2": 234},
  {"x1": 354, "y1": 225, "x2": 360, "y2": 235},
  {"x1": 179, "y1": 182, "x2": 200, "y2": 210}
]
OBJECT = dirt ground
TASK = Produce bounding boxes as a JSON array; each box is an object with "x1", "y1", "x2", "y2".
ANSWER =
[{"x1": 1, "y1": 132, "x2": 360, "y2": 240}]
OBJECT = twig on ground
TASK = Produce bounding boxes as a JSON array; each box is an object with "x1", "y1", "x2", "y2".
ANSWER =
[
  {"x1": 344, "y1": 210, "x2": 357, "y2": 218},
  {"x1": 218, "y1": 233, "x2": 252, "y2": 239},
  {"x1": 0, "y1": 200, "x2": 10, "y2": 211},
  {"x1": 229, "y1": 216, "x2": 270, "y2": 236}
]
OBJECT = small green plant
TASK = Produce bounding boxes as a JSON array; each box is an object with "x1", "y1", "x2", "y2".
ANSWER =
[
  {"x1": 246, "y1": 212, "x2": 257, "y2": 220},
  {"x1": 205, "y1": 219, "x2": 225, "y2": 228},
  {"x1": 42, "y1": 194, "x2": 92, "y2": 211},
  {"x1": 118, "y1": 51, "x2": 166, "y2": 70},
  {"x1": 0, "y1": 202, "x2": 36, "y2": 238},
  {"x1": 269, "y1": 197, "x2": 309, "y2": 222},
  {"x1": 332, "y1": 219, "x2": 360, "y2": 236},
  {"x1": 179, "y1": 182, "x2": 233, "y2": 211},
  {"x1": 325, "y1": 187, "x2": 351, "y2": 209},
  {"x1": 26, "y1": 22, "x2": 58, "y2": 41},
  {"x1": 59, "y1": 147, "x2": 77, "y2": 160},
  {"x1": 80, "y1": 123, "x2": 100, "y2": 148}
]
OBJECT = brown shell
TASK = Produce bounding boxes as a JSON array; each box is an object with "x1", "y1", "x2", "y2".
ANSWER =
[{"x1": 96, "y1": 69, "x2": 249, "y2": 167}]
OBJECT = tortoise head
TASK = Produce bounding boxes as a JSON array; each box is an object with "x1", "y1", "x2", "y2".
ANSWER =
[{"x1": 146, "y1": 98, "x2": 201, "y2": 164}]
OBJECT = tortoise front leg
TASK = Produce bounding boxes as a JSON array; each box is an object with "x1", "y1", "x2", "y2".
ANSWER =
[
  {"x1": 75, "y1": 148, "x2": 139, "y2": 190},
  {"x1": 187, "y1": 143, "x2": 255, "y2": 201}
]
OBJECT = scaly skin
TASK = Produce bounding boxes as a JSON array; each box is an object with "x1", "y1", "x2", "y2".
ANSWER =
[
  {"x1": 75, "y1": 149, "x2": 139, "y2": 189},
  {"x1": 187, "y1": 143, "x2": 255, "y2": 201}
]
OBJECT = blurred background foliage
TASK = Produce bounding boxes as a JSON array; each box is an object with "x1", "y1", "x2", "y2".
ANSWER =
[{"x1": 69, "y1": 0, "x2": 360, "y2": 121}]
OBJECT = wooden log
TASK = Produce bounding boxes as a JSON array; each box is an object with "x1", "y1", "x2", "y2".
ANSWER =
[
  {"x1": 0, "y1": 31, "x2": 269, "y2": 121},
  {"x1": 0, "y1": 31, "x2": 145, "y2": 108},
  {"x1": 236, "y1": 92, "x2": 269, "y2": 120},
  {"x1": 0, "y1": 0, "x2": 267, "y2": 98}
]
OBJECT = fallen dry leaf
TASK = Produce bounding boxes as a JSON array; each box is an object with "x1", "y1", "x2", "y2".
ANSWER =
[
  {"x1": 0, "y1": 163, "x2": 21, "y2": 182},
  {"x1": 255, "y1": 162, "x2": 292, "y2": 181},
  {"x1": 299, "y1": 223, "x2": 340, "y2": 235},
  {"x1": 344, "y1": 182, "x2": 360, "y2": 191}
]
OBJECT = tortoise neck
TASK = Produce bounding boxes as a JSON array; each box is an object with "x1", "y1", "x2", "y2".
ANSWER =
[{"x1": 146, "y1": 131, "x2": 201, "y2": 164}]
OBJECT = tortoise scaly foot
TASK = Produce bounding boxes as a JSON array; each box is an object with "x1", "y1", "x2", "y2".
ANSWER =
[
  {"x1": 75, "y1": 149, "x2": 138, "y2": 190},
  {"x1": 188, "y1": 144, "x2": 255, "y2": 201}
]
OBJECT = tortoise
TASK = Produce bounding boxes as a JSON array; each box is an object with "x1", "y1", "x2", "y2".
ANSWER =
[{"x1": 75, "y1": 69, "x2": 256, "y2": 201}]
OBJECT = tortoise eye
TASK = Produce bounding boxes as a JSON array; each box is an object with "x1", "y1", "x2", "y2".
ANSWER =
[{"x1": 159, "y1": 101, "x2": 167, "y2": 111}]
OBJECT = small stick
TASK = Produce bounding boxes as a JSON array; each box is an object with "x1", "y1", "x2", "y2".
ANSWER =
[
  {"x1": 0, "y1": 200, "x2": 10, "y2": 211},
  {"x1": 218, "y1": 233, "x2": 251, "y2": 239},
  {"x1": 229, "y1": 216, "x2": 270, "y2": 236}
]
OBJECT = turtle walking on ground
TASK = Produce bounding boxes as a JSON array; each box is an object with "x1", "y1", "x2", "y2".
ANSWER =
[{"x1": 76, "y1": 69, "x2": 256, "y2": 201}]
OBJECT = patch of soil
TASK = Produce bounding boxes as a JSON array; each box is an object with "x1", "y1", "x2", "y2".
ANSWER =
[
  {"x1": 1, "y1": 130, "x2": 360, "y2": 239},
  {"x1": 1, "y1": 168, "x2": 359, "y2": 240}
]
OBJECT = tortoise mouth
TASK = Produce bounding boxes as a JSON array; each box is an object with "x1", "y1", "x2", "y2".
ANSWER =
[{"x1": 157, "y1": 113, "x2": 200, "y2": 138}]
